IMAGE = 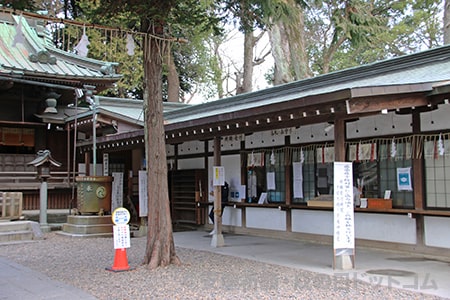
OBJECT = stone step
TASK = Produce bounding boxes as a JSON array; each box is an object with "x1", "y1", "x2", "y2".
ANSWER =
[
  {"x1": 0, "y1": 221, "x2": 43, "y2": 243},
  {"x1": 62, "y1": 223, "x2": 113, "y2": 235},
  {"x1": 0, "y1": 220, "x2": 32, "y2": 232},
  {"x1": 0, "y1": 230, "x2": 33, "y2": 242}
]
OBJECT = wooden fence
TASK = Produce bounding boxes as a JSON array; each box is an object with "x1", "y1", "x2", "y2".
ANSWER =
[{"x1": 0, "y1": 192, "x2": 22, "y2": 219}]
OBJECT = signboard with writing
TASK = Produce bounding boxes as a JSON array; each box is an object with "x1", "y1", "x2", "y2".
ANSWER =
[
  {"x1": 333, "y1": 162, "x2": 355, "y2": 251},
  {"x1": 111, "y1": 172, "x2": 124, "y2": 212},
  {"x1": 112, "y1": 207, "x2": 130, "y2": 225},
  {"x1": 103, "y1": 153, "x2": 109, "y2": 176},
  {"x1": 113, "y1": 224, "x2": 130, "y2": 249}
]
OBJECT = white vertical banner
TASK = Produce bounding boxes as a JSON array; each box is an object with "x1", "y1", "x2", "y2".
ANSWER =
[
  {"x1": 293, "y1": 162, "x2": 303, "y2": 198},
  {"x1": 333, "y1": 162, "x2": 355, "y2": 251},
  {"x1": 138, "y1": 170, "x2": 148, "y2": 217},
  {"x1": 111, "y1": 172, "x2": 124, "y2": 212}
]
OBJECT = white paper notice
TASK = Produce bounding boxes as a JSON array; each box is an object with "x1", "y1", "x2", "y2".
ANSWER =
[
  {"x1": 293, "y1": 162, "x2": 303, "y2": 198},
  {"x1": 333, "y1": 162, "x2": 355, "y2": 251},
  {"x1": 113, "y1": 224, "x2": 130, "y2": 249}
]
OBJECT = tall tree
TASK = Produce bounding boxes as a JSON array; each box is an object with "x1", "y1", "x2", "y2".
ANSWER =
[
  {"x1": 86, "y1": 0, "x2": 220, "y2": 268},
  {"x1": 266, "y1": 0, "x2": 310, "y2": 84},
  {"x1": 445, "y1": 0, "x2": 450, "y2": 44}
]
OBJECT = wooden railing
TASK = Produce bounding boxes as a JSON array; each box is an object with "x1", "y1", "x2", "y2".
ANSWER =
[
  {"x1": 0, "y1": 171, "x2": 77, "y2": 210},
  {"x1": 0, "y1": 171, "x2": 75, "y2": 190}
]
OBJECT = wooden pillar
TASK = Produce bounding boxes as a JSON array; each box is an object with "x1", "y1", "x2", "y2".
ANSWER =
[
  {"x1": 412, "y1": 111, "x2": 424, "y2": 210},
  {"x1": 412, "y1": 110, "x2": 425, "y2": 247},
  {"x1": 334, "y1": 118, "x2": 346, "y2": 162},
  {"x1": 84, "y1": 151, "x2": 91, "y2": 176},
  {"x1": 211, "y1": 136, "x2": 224, "y2": 247}
]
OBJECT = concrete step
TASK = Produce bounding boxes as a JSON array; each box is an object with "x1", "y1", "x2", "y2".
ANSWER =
[
  {"x1": 0, "y1": 230, "x2": 33, "y2": 242},
  {"x1": 62, "y1": 223, "x2": 113, "y2": 235},
  {"x1": 0, "y1": 221, "x2": 30, "y2": 232},
  {"x1": 59, "y1": 215, "x2": 114, "y2": 238},
  {"x1": 0, "y1": 221, "x2": 43, "y2": 243}
]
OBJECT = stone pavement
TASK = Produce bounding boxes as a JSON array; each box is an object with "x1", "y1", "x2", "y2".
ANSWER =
[
  {"x1": 0, "y1": 257, "x2": 96, "y2": 300},
  {"x1": 174, "y1": 231, "x2": 450, "y2": 299},
  {"x1": 0, "y1": 229, "x2": 449, "y2": 299}
]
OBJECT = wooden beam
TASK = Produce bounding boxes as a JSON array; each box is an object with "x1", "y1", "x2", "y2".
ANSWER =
[{"x1": 346, "y1": 94, "x2": 428, "y2": 114}]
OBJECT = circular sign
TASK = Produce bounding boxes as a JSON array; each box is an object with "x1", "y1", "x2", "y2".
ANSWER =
[
  {"x1": 112, "y1": 207, "x2": 130, "y2": 225},
  {"x1": 96, "y1": 186, "x2": 107, "y2": 198}
]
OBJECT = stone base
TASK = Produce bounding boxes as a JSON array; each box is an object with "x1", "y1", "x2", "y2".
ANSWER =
[{"x1": 58, "y1": 215, "x2": 113, "y2": 238}]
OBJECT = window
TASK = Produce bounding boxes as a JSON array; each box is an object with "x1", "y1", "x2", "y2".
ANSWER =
[
  {"x1": 265, "y1": 151, "x2": 285, "y2": 203},
  {"x1": 378, "y1": 143, "x2": 413, "y2": 208},
  {"x1": 424, "y1": 139, "x2": 450, "y2": 209},
  {"x1": 245, "y1": 150, "x2": 285, "y2": 203},
  {"x1": 291, "y1": 147, "x2": 315, "y2": 203}
]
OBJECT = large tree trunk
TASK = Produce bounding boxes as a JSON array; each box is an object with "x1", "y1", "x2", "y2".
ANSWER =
[
  {"x1": 142, "y1": 28, "x2": 180, "y2": 269},
  {"x1": 167, "y1": 51, "x2": 180, "y2": 102},
  {"x1": 445, "y1": 0, "x2": 450, "y2": 44},
  {"x1": 268, "y1": 6, "x2": 310, "y2": 85},
  {"x1": 239, "y1": 31, "x2": 254, "y2": 94}
]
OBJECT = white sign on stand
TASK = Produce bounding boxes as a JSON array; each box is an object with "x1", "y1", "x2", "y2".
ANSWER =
[
  {"x1": 333, "y1": 162, "x2": 355, "y2": 269},
  {"x1": 111, "y1": 207, "x2": 131, "y2": 249},
  {"x1": 113, "y1": 224, "x2": 130, "y2": 249}
]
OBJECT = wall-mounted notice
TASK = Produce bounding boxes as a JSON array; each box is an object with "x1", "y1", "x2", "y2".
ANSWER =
[
  {"x1": 138, "y1": 170, "x2": 148, "y2": 217},
  {"x1": 333, "y1": 162, "x2": 355, "y2": 251},
  {"x1": 213, "y1": 166, "x2": 225, "y2": 186}
]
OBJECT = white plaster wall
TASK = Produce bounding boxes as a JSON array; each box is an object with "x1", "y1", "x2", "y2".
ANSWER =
[
  {"x1": 166, "y1": 144, "x2": 175, "y2": 156},
  {"x1": 346, "y1": 112, "x2": 412, "y2": 139},
  {"x1": 207, "y1": 154, "x2": 241, "y2": 201},
  {"x1": 177, "y1": 157, "x2": 204, "y2": 170},
  {"x1": 178, "y1": 140, "x2": 204, "y2": 155},
  {"x1": 208, "y1": 205, "x2": 242, "y2": 227},
  {"x1": 421, "y1": 104, "x2": 450, "y2": 132},
  {"x1": 290, "y1": 123, "x2": 334, "y2": 144},
  {"x1": 245, "y1": 130, "x2": 286, "y2": 149},
  {"x1": 354, "y1": 213, "x2": 416, "y2": 244},
  {"x1": 292, "y1": 210, "x2": 416, "y2": 244},
  {"x1": 208, "y1": 134, "x2": 244, "y2": 152},
  {"x1": 246, "y1": 207, "x2": 286, "y2": 231},
  {"x1": 291, "y1": 210, "x2": 333, "y2": 235},
  {"x1": 424, "y1": 216, "x2": 450, "y2": 248}
]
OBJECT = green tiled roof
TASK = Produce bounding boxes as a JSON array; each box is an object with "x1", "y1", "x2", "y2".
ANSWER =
[{"x1": 0, "y1": 12, "x2": 121, "y2": 84}]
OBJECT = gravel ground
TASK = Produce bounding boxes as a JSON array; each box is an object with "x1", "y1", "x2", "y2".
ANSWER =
[{"x1": 0, "y1": 232, "x2": 445, "y2": 300}]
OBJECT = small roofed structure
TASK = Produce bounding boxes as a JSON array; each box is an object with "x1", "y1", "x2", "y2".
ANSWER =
[
  {"x1": 28, "y1": 150, "x2": 62, "y2": 180},
  {"x1": 27, "y1": 150, "x2": 62, "y2": 168}
]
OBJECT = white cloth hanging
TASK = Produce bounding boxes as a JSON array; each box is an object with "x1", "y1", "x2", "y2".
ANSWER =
[
  {"x1": 74, "y1": 26, "x2": 90, "y2": 57},
  {"x1": 12, "y1": 15, "x2": 25, "y2": 46},
  {"x1": 126, "y1": 33, "x2": 135, "y2": 56}
]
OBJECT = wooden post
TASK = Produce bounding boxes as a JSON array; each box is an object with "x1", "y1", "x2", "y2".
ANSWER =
[{"x1": 211, "y1": 136, "x2": 225, "y2": 247}]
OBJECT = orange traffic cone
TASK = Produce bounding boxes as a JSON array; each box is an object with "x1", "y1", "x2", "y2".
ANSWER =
[{"x1": 106, "y1": 248, "x2": 132, "y2": 272}]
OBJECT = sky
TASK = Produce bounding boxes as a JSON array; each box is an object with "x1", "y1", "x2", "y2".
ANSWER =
[{"x1": 190, "y1": 28, "x2": 274, "y2": 104}]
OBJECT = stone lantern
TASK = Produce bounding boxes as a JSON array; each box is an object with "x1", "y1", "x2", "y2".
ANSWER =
[{"x1": 28, "y1": 150, "x2": 62, "y2": 232}]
